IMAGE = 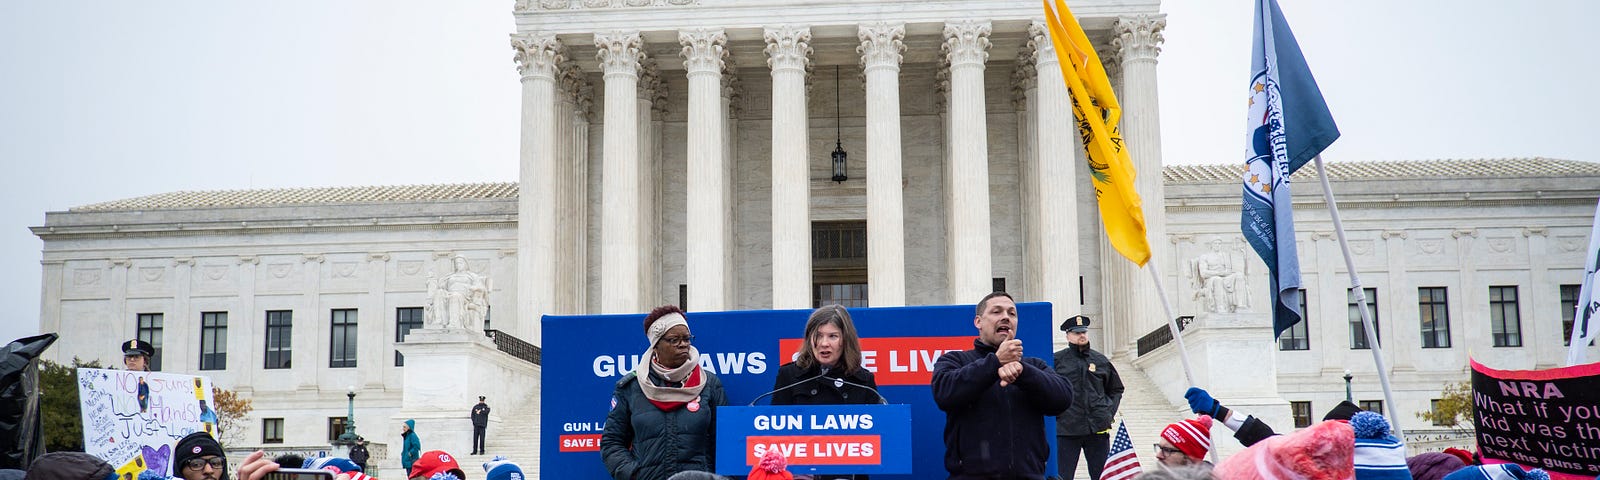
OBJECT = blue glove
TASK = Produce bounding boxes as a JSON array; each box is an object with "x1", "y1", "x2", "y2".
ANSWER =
[{"x1": 1184, "y1": 387, "x2": 1223, "y2": 417}]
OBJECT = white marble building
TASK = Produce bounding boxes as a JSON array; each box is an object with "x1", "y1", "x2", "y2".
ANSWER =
[{"x1": 28, "y1": 0, "x2": 1600, "y2": 473}]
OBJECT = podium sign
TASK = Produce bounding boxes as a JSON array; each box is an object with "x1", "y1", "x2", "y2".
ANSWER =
[{"x1": 716, "y1": 404, "x2": 913, "y2": 476}]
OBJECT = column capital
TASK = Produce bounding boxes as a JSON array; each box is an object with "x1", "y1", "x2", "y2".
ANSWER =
[
  {"x1": 638, "y1": 58, "x2": 662, "y2": 101},
  {"x1": 1114, "y1": 14, "x2": 1166, "y2": 62},
  {"x1": 857, "y1": 22, "x2": 906, "y2": 70},
  {"x1": 1027, "y1": 20, "x2": 1057, "y2": 66},
  {"x1": 934, "y1": 56, "x2": 950, "y2": 112},
  {"x1": 651, "y1": 77, "x2": 670, "y2": 119},
  {"x1": 595, "y1": 30, "x2": 644, "y2": 77},
  {"x1": 679, "y1": 28, "x2": 727, "y2": 75},
  {"x1": 942, "y1": 20, "x2": 993, "y2": 69},
  {"x1": 1097, "y1": 43, "x2": 1123, "y2": 82},
  {"x1": 511, "y1": 32, "x2": 564, "y2": 80},
  {"x1": 763, "y1": 25, "x2": 813, "y2": 73},
  {"x1": 1011, "y1": 46, "x2": 1036, "y2": 110},
  {"x1": 722, "y1": 57, "x2": 743, "y2": 118}
]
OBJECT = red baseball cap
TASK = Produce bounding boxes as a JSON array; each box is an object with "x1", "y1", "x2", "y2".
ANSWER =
[{"x1": 409, "y1": 451, "x2": 466, "y2": 480}]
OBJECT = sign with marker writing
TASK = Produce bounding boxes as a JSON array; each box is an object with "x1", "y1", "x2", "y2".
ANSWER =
[
  {"x1": 716, "y1": 404, "x2": 912, "y2": 475},
  {"x1": 78, "y1": 368, "x2": 216, "y2": 478},
  {"x1": 1470, "y1": 358, "x2": 1600, "y2": 479}
]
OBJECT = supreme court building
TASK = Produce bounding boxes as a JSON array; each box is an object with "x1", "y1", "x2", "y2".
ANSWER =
[{"x1": 32, "y1": 0, "x2": 1600, "y2": 472}]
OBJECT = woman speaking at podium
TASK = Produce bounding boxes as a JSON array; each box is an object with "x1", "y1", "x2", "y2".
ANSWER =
[{"x1": 771, "y1": 304, "x2": 880, "y2": 480}]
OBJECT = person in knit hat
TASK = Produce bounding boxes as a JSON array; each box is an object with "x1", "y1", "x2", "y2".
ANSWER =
[
  {"x1": 1185, "y1": 386, "x2": 1366, "y2": 448},
  {"x1": 480, "y1": 457, "x2": 521, "y2": 480},
  {"x1": 1406, "y1": 452, "x2": 1468, "y2": 480},
  {"x1": 1350, "y1": 411, "x2": 1408, "y2": 479},
  {"x1": 407, "y1": 451, "x2": 465, "y2": 480},
  {"x1": 746, "y1": 450, "x2": 792, "y2": 480},
  {"x1": 1213, "y1": 419, "x2": 1354, "y2": 480},
  {"x1": 1154, "y1": 415, "x2": 1212, "y2": 468},
  {"x1": 1440, "y1": 464, "x2": 1551, "y2": 480},
  {"x1": 1440, "y1": 448, "x2": 1478, "y2": 466},
  {"x1": 171, "y1": 431, "x2": 228, "y2": 480}
]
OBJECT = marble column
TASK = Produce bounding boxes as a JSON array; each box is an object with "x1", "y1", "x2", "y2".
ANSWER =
[
  {"x1": 596, "y1": 30, "x2": 644, "y2": 314},
  {"x1": 648, "y1": 85, "x2": 667, "y2": 305},
  {"x1": 638, "y1": 59, "x2": 661, "y2": 307},
  {"x1": 511, "y1": 33, "x2": 563, "y2": 338},
  {"x1": 680, "y1": 28, "x2": 729, "y2": 311},
  {"x1": 766, "y1": 25, "x2": 813, "y2": 309},
  {"x1": 858, "y1": 22, "x2": 908, "y2": 306},
  {"x1": 1030, "y1": 21, "x2": 1081, "y2": 327},
  {"x1": 1100, "y1": 15, "x2": 1169, "y2": 355},
  {"x1": 942, "y1": 20, "x2": 994, "y2": 304},
  {"x1": 1012, "y1": 44, "x2": 1038, "y2": 302},
  {"x1": 572, "y1": 79, "x2": 594, "y2": 312},
  {"x1": 722, "y1": 61, "x2": 742, "y2": 307},
  {"x1": 555, "y1": 59, "x2": 582, "y2": 314}
]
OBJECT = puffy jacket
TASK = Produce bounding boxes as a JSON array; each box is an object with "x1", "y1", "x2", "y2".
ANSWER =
[
  {"x1": 932, "y1": 339, "x2": 1073, "y2": 479},
  {"x1": 1052, "y1": 344, "x2": 1124, "y2": 436},
  {"x1": 771, "y1": 362, "x2": 880, "y2": 405},
  {"x1": 601, "y1": 368, "x2": 728, "y2": 480},
  {"x1": 400, "y1": 419, "x2": 421, "y2": 472}
]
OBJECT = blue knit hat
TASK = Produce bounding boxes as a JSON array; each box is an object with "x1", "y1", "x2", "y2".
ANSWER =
[
  {"x1": 1440, "y1": 464, "x2": 1550, "y2": 480},
  {"x1": 481, "y1": 457, "x2": 523, "y2": 480},
  {"x1": 1350, "y1": 411, "x2": 1408, "y2": 480}
]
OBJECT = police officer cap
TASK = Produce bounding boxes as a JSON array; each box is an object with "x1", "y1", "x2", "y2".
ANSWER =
[
  {"x1": 122, "y1": 339, "x2": 155, "y2": 357},
  {"x1": 1060, "y1": 315, "x2": 1092, "y2": 333}
]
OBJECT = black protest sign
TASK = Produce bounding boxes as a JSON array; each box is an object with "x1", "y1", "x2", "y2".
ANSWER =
[{"x1": 1470, "y1": 358, "x2": 1600, "y2": 479}]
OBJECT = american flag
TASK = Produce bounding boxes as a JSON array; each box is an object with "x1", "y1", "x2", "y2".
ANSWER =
[{"x1": 1102, "y1": 421, "x2": 1143, "y2": 480}]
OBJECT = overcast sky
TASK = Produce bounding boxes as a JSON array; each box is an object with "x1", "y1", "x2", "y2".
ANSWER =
[{"x1": 2, "y1": 1, "x2": 1596, "y2": 345}]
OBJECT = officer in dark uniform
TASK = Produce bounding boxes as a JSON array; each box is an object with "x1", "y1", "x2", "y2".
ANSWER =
[
  {"x1": 1053, "y1": 315, "x2": 1124, "y2": 480},
  {"x1": 122, "y1": 339, "x2": 155, "y2": 372}
]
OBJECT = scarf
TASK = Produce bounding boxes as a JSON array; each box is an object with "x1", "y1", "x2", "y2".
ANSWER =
[{"x1": 635, "y1": 312, "x2": 706, "y2": 405}]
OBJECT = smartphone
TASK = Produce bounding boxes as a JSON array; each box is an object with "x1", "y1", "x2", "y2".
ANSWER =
[{"x1": 266, "y1": 468, "x2": 335, "y2": 480}]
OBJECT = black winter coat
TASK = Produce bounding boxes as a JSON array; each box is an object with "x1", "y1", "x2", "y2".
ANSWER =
[
  {"x1": 600, "y1": 368, "x2": 728, "y2": 480},
  {"x1": 931, "y1": 339, "x2": 1073, "y2": 480},
  {"x1": 1052, "y1": 344, "x2": 1124, "y2": 436},
  {"x1": 771, "y1": 362, "x2": 881, "y2": 405}
]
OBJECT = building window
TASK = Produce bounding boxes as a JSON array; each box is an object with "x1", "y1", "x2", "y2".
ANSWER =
[
  {"x1": 1489, "y1": 286, "x2": 1522, "y2": 347},
  {"x1": 330, "y1": 309, "x2": 358, "y2": 368},
  {"x1": 1418, "y1": 287, "x2": 1451, "y2": 348},
  {"x1": 813, "y1": 221, "x2": 868, "y2": 307},
  {"x1": 1280, "y1": 289, "x2": 1310, "y2": 351},
  {"x1": 199, "y1": 312, "x2": 228, "y2": 371},
  {"x1": 1562, "y1": 284, "x2": 1585, "y2": 347},
  {"x1": 1430, "y1": 399, "x2": 1453, "y2": 427},
  {"x1": 328, "y1": 417, "x2": 349, "y2": 442},
  {"x1": 396, "y1": 307, "x2": 424, "y2": 366},
  {"x1": 137, "y1": 313, "x2": 164, "y2": 371},
  {"x1": 1348, "y1": 288, "x2": 1380, "y2": 349},
  {"x1": 1359, "y1": 400, "x2": 1384, "y2": 415},
  {"x1": 262, "y1": 418, "x2": 284, "y2": 444},
  {"x1": 264, "y1": 310, "x2": 292, "y2": 369},
  {"x1": 1290, "y1": 401, "x2": 1312, "y2": 428}
]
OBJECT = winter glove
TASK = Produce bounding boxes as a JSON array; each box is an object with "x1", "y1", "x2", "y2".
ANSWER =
[{"x1": 1184, "y1": 387, "x2": 1231, "y2": 420}]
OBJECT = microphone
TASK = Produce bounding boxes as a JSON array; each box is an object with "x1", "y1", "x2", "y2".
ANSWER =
[
  {"x1": 833, "y1": 377, "x2": 889, "y2": 405},
  {"x1": 748, "y1": 371, "x2": 830, "y2": 406}
]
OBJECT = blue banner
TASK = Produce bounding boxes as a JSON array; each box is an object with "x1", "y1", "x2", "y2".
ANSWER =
[
  {"x1": 539, "y1": 303, "x2": 1058, "y2": 479},
  {"x1": 715, "y1": 404, "x2": 913, "y2": 475}
]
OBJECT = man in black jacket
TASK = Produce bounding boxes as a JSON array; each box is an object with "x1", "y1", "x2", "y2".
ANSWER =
[
  {"x1": 470, "y1": 396, "x2": 490, "y2": 455},
  {"x1": 1053, "y1": 315, "x2": 1124, "y2": 480},
  {"x1": 932, "y1": 292, "x2": 1073, "y2": 480}
]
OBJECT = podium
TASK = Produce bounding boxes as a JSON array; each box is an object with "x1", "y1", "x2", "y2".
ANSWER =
[{"x1": 715, "y1": 404, "x2": 913, "y2": 476}]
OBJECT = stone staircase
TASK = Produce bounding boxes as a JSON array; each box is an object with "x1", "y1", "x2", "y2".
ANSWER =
[
  {"x1": 372, "y1": 409, "x2": 542, "y2": 480},
  {"x1": 1064, "y1": 358, "x2": 1191, "y2": 480}
]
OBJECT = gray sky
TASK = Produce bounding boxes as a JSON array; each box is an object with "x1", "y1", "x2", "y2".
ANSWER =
[{"x1": 2, "y1": 1, "x2": 1596, "y2": 345}]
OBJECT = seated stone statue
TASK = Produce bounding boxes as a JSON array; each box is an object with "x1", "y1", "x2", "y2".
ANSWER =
[{"x1": 1189, "y1": 239, "x2": 1249, "y2": 313}]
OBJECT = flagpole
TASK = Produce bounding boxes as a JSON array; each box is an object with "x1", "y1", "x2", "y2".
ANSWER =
[
  {"x1": 1313, "y1": 154, "x2": 1404, "y2": 438},
  {"x1": 1143, "y1": 258, "x2": 1219, "y2": 464}
]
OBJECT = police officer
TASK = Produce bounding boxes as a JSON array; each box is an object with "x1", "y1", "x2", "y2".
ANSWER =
[
  {"x1": 123, "y1": 339, "x2": 155, "y2": 372},
  {"x1": 1053, "y1": 315, "x2": 1124, "y2": 480}
]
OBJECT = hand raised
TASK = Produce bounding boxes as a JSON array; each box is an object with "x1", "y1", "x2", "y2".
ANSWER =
[
  {"x1": 998, "y1": 361, "x2": 1023, "y2": 387},
  {"x1": 996, "y1": 339, "x2": 1024, "y2": 364},
  {"x1": 236, "y1": 451, "x2": 280, "y2": 480}
]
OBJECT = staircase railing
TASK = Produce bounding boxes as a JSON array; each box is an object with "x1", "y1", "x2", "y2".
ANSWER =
[{"x1": 484, "y1": 329, "x2": 541, "y2": 365}]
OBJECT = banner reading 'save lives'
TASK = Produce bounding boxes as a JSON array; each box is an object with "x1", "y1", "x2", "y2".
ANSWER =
[
  {"x1": 1470, "y1": 359, "x2": 1600, "y2": 479},
  {"x1": 540, "y1": 303, "x2": 1058, "y2": 479}
]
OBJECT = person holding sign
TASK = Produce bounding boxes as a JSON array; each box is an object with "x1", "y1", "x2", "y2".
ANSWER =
[
  {"x1": 771, "y1": 304, "x2": 880, "y2": 480},
  {"x1": 601, "y1": 305, "x2": 729, "y2": 480},
  {"x1": 931, "y1": 292, "x2": 1073, "y2": 479}
]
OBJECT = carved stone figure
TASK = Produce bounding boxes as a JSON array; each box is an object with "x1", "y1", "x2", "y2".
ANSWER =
[
  {"x1": 425, "y1": 255, "x2": 491, "y2": 331},
  {"x1": 1188, "y1": 239, "x2": 1250, "y2": 313}
]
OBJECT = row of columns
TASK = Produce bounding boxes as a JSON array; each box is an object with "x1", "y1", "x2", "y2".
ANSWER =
[{"x1": 513, "y1": 17, "x2": 1166, "y2": 340}]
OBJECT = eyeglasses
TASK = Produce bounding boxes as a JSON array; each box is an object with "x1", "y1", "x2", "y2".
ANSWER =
[
  {"x1": 1153, "y1": 444, "x2": 1184, "y2": 455},
  {"x1": 659, "y1": 335, "x2": 695, "y2": 346},
  {"x1": 182, "y1": 457, "x2": 225, "y2": 471}
]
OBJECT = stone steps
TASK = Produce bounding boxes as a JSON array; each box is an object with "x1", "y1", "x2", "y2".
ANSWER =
[{"x1": 1065, "y1": 358, "x2": 1191, "y2": 480}]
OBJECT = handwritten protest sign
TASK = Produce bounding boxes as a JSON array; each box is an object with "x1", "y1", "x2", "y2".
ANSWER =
[
  {"x1": 1470, "y1": 359, "x2": 1600, "y2": 479},
  {"x1": 78, "y1": 368, "x2": 216, "y2": 478}
]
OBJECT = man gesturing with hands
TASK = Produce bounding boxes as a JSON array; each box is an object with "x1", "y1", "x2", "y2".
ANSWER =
[{"x1": 932, "y1": 292, "x2": 1074, "y2": 480}]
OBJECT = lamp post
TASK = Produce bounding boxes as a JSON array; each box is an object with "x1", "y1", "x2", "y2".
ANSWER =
[
  {"x1": 337, "y1": 386, "x2": 359, "y2": 447},
  {"x1": 1343, "y1": 369, "x2": 1354, "y2": 403}
]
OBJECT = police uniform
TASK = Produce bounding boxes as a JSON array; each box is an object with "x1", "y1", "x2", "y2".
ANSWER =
[
  {"x1": 122, "y1": 339, "x2": 155, "y2": 371},
  {"x1": 1053, "y1": 316, "x2": 1124, "y2": 480}
]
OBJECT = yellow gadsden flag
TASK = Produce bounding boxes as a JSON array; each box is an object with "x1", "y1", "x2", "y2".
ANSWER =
[{"x1": 1042, "y1": 0, "x2": 1151, "y2": 266}]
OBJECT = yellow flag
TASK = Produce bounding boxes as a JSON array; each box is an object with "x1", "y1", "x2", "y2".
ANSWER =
[{"x1": 1042, "y1": 0, "x2": 1151, "y2": 266}]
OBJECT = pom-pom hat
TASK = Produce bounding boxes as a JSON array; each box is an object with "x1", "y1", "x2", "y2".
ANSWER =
[
  {"x1": 1159, "y1": 415, "x2": 1213, "y2": 461},
  {"x1": 1350, "y1": 411, "x2": 1408, "y2": 479},
  {"x1": 746, "y1": 449, "x2": 793, "y2": 480}
]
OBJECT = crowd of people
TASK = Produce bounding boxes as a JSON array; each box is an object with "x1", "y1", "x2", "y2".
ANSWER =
[{"x1": 19, "y1": 294, "x2": 1589, "y2": 480}]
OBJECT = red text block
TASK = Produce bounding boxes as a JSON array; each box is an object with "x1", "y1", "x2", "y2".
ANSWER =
[
  {"x1": 559, "y1": 434, "x2": 602, "y2": 452},
  {"x1": 745, "y1": 435, "x2": 882, "y2": 466},
  {"x1": 777, "y1": 336, "x2": 973, "y2": 385}
]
